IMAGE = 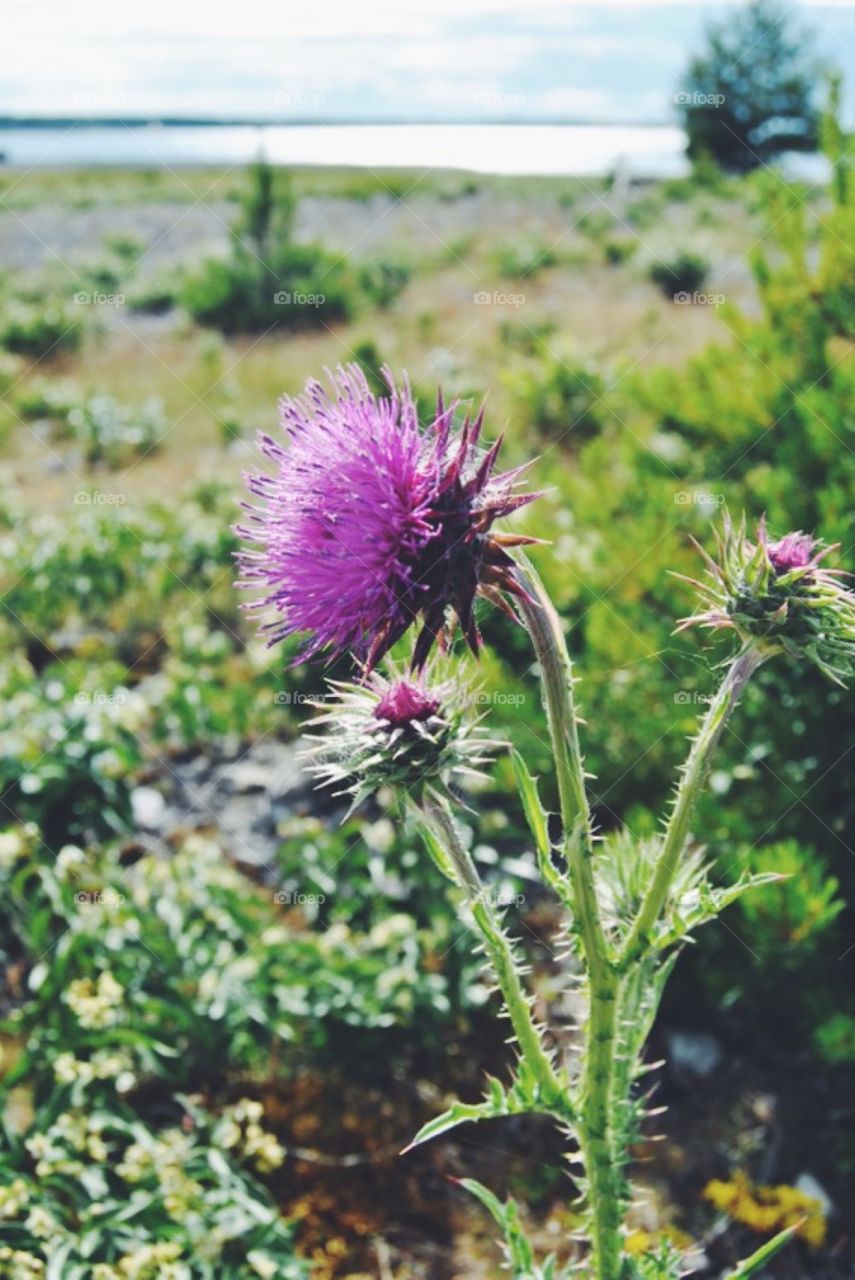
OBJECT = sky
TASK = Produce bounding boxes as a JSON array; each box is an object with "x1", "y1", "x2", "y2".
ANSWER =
[{"x1": 4, "y1": 0, "x2": 854, "y2": 123}]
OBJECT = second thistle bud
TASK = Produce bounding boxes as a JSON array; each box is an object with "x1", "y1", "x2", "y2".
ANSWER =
[
  {"x1": 303, "y1": 669, "x2": 497, "y2": 810},
  {"x1": 679, "y1": 514, "x2": 855, "y2": 683}
]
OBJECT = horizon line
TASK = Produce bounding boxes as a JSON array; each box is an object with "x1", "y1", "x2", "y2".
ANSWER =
[{"x1": 0, "y1": 114, "x2": 679, "y2": 130}]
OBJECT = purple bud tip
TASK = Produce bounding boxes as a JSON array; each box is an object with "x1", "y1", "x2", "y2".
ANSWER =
[
  {"x1": 373, "y1": 680, "x2": 440, "y2": 728},
  {"x1": 767, "y1": 531, "x2": 817, "y2": 574}
]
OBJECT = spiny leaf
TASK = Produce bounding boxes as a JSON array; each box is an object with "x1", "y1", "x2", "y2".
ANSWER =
[
  {"x1": 411, "y1": 811, "x2": 459, "y2": 885},
  {"x1": 457, "y1": 1179, "x2": 541, "y2": 1277},
  {"x1": 404, "y1": 1065, "x2": 575, "y2": 1153},
  {"x1": 511, "y1": 747, "x2": 551, "y2": 860},
  {"x1": 401, "y1": 1100, "x2": 501, "y2": 1152},
  {"x1": 725, "y1": 1222, "x2": 799, "y2": 1277}
]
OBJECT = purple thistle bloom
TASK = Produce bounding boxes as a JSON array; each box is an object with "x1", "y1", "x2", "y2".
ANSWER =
[
  {"x1": 374, "y1": 680, "x2": 440, "y2": 728},
  {"x1": 677, "y1": 513, "x2": 855, "y2": 683},
  {"x1": 237, "y1": 364, "x2": 539, "y2": 670},
  {"x1": 765, "y1": 531, "x2": 819, "y2": 575}
]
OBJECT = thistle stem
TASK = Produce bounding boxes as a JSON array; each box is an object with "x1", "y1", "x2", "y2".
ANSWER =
[
  {"x1": 619, "y1": 643, "x2": 768, "y2": 971},
  {"x1": 514, "y1": 560, "x2": 621, "y2": 1280},
  {"x1": 419, "y1": 791, "x2": 562, "y2": 1103}
]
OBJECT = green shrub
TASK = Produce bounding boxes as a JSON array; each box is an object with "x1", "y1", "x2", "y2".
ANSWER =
[
  {"x1": 182, "y1": 244, "x2": 353, "y2": 335},
  {"x1": 498, "y1": 318, "x2": 557, "y2": 354},
  {"x1": 103, "y1": 231, "x2": 145, "y2": 263},
  {"x1": 603, "y1": 238, "x2": 637, "y2": 266},
  {"x1": 491, "y1": 239, "x2": 559, "y2": 278},
  {"x1": 13, "y1": 376, "x2": 80, "y2": 420},
  {"x1": 66, "y1": 395, "x2": 167, "y2": 467},
  {"x1": 181, "y1": 158, "x2": 356, "y2": 335},
  {"x1": 77, "y1": 256, "x2": 124, "y2": 292},
  {"x1": 626, "y1": 190, "x2": 664, "y2": 230},
  {"x1": 735, "y1": 841, "x2": 844, "y2": 957},
  {"x1": 0, "y1": 301, "x2": 82, "y2": 359},
  {"x1": 648, "y1": 251, "x2": 709, "y2": 298},
  {"x1": 0, "y1": 1092, "x2": 308, "y2": 1279},
  {"x1": 127, "y1": 274, "x2": 182, "y2": 315},
  {"x1": 1, "y1": 822, "x2": 479, "y2": 1083},
  {"x1": 814, "y1": 1013, "x2": 855, "y2": 1065},
  {"x1": 0, "y1": 491, "x2": 238, "y2": 662},
  {"x1": 0, "y1": 659, "x2": 144, "y2": 847},
  {"x1": 507, "y1": 354, "x2": 608, "y2": 444},
  {"x1": 357, "y1": 255, "x2": 412, "y2": 308}
]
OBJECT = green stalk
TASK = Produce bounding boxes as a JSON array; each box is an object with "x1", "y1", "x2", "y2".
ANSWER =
[
  {"x1": 419, "y1": 791, "x2": 562, "y2": 1103},
  {"x1": 514, "y1": 560, "x2": 622, "y2": 1280},
  {"x1": 619, "y1": 642, "x2": 768, "y2": 971}
]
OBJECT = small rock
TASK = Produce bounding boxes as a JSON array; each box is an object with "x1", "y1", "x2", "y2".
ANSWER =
[
  {"x1": 666, "y1": 1030, "x2": 724, "y2": 1079},
  {"x1": 220, "y1": 763, "x2": 271, "y2": 794}
]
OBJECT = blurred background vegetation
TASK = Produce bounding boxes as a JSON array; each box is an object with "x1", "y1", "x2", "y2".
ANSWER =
[{"x1": 0, "y1": 4, "x2": 854, "y2": 1275}]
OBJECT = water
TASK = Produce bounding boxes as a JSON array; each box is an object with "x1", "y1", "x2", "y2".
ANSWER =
[{"x1": 0, "y1": 122, "x2": 691, "y2": 177}]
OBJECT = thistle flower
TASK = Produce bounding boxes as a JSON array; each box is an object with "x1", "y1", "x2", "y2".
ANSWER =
[
  {"x1": 236, "y1": 363, "x2": 539, "y2": 671},
  {"x1": 302, "y1": 668, "x2": 497, "y2": 810},
  {"x1": 677, "y1": 513, "x2": 855, "y2": 682}
]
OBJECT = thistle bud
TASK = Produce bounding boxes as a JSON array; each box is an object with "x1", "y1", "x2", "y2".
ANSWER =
[
  {"x1": 678, "y1": 513, "x2": 855, "y2": 683},
  {"x1": 302, "y1": 669, "x2": 497, "y2": 810}
]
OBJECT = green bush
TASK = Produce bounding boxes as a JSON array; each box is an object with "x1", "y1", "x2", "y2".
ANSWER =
[
  {"x1": 1, "y1": 821, "x2": 482, "y2": 1086},
  {"x1": 13, "y1": 376, "x2": 80, "y2": 420},
  {"x1": 0, "y1": 658, "x2": 144, "y2": 847},
  {"x1": 575, "y1": 209, "x2": 614, "y2": 241},
  {"x1": 814, "y1": 1013, "x2": 855, "y2": 1065},
  {"x1": 0, "y1": 490, "x2": 238, "y2": 663},
  {"x1": 182, "y1": 244, "x2": 353, "y2": 335},
  {"x1": 66, "y1": 395, "x2": 167, "y2": 467},
  {"x1": 181, "y1": 158, "x2": 355, "y2": 335},
  {"x1": 357, "y1": 255, "x2": 412, "y2": 308},
  {"x1": 492, "y1": 240, "x2": 560, "y2": 278},
  {"x1": 506, "y1": 354, "x2": 608, "y2": 445},
  {"x1": 648, "y1": 251, "x2": 709, "y2": 298},
  {"x1": 0, "y1": 301, "x2": 82, "y2": 359},
  {"x1": 603, "y1": 238, "x2": 637, "y2": 266},
  {"x1": 127, "y1": 273, "x2": 183, "y2": 315},
  {"x1": 0, "y1": 1092, "x2": 307, "y2": 1279},
  {"x1": 735, "y1": 841, "x2": 844, "y2": 957}
]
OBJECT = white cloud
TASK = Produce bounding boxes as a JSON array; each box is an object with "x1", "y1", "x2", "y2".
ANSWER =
[{"x1": 2, "y1": 0, "x2": 851, "y2": 120}]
